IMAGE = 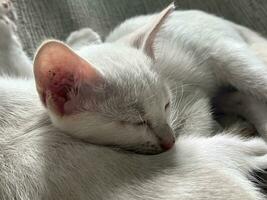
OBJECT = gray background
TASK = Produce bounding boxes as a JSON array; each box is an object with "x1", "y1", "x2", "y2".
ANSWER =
[{"x1": 13, "y1": 0, "x2": 267, "y2": 56}]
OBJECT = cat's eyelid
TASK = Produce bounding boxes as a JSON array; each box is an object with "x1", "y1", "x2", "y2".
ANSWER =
[
  {"x1": 165, "y1": 101, "x2": 170, "y2": 110},
  {"x1": 134, "y1": 120, "x2": 152, "y2": 128},
  {"x1": 135, "y1": 121, "x2": 148, "y2": 126},
  {"x1": 119, "y1": 120, "x2": 148, "y2": 126}
]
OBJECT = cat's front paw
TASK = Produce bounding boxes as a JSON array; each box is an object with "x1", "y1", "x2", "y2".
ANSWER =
[{"x1": 0, "y1": 0, "x2": 12, "y2": 16}]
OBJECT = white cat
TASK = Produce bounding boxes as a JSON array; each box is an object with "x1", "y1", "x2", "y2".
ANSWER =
[
  {"x1": 27, "y1": 3, "x2": 267, "y2": 153},
  {"x1": 0, "y1": 2, "x2": 267, "y2": 199}
]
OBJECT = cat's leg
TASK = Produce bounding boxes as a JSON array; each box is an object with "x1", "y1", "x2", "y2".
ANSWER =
[
  {"x1": 210, "y1": 39, "x2": 267, "y2": 139},
  {"x1": 211, "y1": 39, "x2": 267, "y2": 101},
  {"x1": 215, "y1": 91, "x2": 267, "y2": 141},
  {"x1": 234, "y1": 24, "x2": 267, "y2": 65},
  {"x1": 0, "y1": 1, "x2": 32, "y2": 77},
  {"x1": 66, "y1": 28, "x2": 102, "y2": 50}
]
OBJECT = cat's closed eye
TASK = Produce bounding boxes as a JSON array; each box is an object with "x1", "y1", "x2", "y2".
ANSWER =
[
  {"x1": 134, "y1": 120, "x2": 150, "y2": 126},
  {"x1": 165, "y1": 102, "x2": 170, "y2": 110},
  {"x1": 119, "y1": 120, "x2": 151, "y2": 127}
]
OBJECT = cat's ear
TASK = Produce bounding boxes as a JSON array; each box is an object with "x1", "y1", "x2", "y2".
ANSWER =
[
  {"x1": 119, "y1": 3, "x2": 175, "y2": 59},
  {"x1": 34, "y1": 40, "x2": 103, "y2": 116}
]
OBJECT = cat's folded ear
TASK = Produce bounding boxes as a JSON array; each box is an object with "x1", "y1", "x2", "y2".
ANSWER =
[
  {"x1": 118, "y1": 3, "x2": 175, "y2": 60},
  {"x1": 33, "y1": 40, "x2": 103, "y2": 116}
]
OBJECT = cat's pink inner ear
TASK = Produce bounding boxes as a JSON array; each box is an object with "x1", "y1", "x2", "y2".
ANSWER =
[{"x1": 33, "y1": 40, "x2": 101, "y2": 115}]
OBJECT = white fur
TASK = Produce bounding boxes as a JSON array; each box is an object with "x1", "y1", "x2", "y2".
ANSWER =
[
  {"x1": 0, "y1": 80, "x2": 266, "y2": 199},
  {"x1": 0, "y1": 5, "x2": 267, "y2": 199}
]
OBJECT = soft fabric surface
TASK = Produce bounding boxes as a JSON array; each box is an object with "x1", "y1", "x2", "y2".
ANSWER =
[{"x1": 13, "y1": 0, "x2": 267, "y2": 56}]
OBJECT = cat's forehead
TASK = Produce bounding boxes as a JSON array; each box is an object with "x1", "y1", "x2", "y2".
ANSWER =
[
  {"x1": 79, "y1": 43, "x2": 163, "y2": 89},
  {"x1": 103, "y1": 77, "x2": 168, "y2": 111},
  {"x1": 77, "y1": 43, "x2": 170, "y2": 115},
  {"x1": 106, "y1": 69, "x2": 164, "y2": 99}
]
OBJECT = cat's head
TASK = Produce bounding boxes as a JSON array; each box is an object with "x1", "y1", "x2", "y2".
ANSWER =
[{"x1": 33, "y1": 4, "x2": 175, "y2": 154}]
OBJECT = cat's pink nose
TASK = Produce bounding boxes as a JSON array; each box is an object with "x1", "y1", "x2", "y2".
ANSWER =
[{"x1": 160, "y1": 137, "x2": 175, "y2": 151}]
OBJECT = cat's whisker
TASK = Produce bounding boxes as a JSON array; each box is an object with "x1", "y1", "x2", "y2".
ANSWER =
[
  {"x1": 176, "y1": 83, "x2": 184, "y2": 112},
  {"x1": 178, "y1": 96, "x2": 195, "y2": 115},
  {"x1": 169, "y1": 83, "x2": 196, "y2": 96},
  {"x1": 138, "y1": 112, "x2": 145, "y2": 122},
  {"x1": 143, "y1": 93, "x2": 157, "y2": 102}
]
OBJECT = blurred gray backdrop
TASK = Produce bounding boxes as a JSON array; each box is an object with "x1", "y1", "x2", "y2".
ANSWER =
[{"x1": 13, "y1": 0, "x2": 267, "y2": 56}]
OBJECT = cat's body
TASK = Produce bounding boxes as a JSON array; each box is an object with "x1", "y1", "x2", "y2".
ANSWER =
[
  {"x1": 1, "y1": 100, "x2": 267, "y2": 200},
  {"x1": 107, "y1": 9, "x2": 267, "y2": 98},
  {"x1": 0, "y1": 76, "x2": 266, "y2": 200},
  {"x1": 0, "y1": 3, "x2": 267, "y2": 199}
]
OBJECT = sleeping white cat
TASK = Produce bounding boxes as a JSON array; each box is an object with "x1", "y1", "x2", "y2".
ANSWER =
[
  {"x1": 27, "y1": 3, "x2": 267, "y2": 152},
  {"x1": 1, "y1": 1, "x2": 267, "y2": 199}
]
